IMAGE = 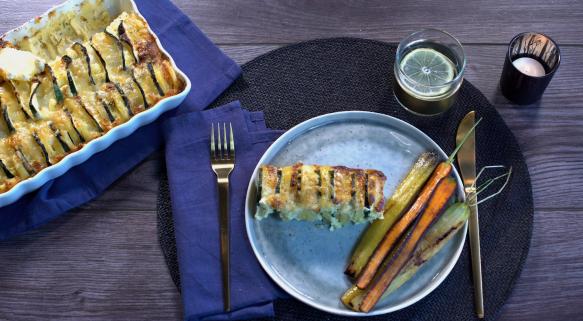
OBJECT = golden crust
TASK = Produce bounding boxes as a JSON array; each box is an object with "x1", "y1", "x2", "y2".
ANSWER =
[
  {"x1": 257, "y1": 163, "x2": 387, "y2": 225},
  {"x1": 0, "y1": 11, "x2": 185, "y2": 194}
]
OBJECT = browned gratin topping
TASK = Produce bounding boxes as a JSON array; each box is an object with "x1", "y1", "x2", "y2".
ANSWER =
[{"x1": 0, "y1": 11, "x2": 184, "y2": 193}]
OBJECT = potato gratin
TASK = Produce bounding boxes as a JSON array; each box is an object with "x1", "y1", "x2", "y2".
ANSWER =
[
  {"x1": 255, "y1": 163, "x2": 387, "y2": 230},
  {"x1": 0, "y1": 5, "x2": 184, "y2": 193}
]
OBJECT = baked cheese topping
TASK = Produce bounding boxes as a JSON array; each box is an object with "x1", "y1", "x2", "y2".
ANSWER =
[
  {"x1": 256, "y1": 163, "x2": 387, "y2": 230},
  {"x1": 0, "y1": 48, "x2": 46, "y2": 81},
  {"x1": 0, "y1": 11, "x2": 185, "y2": 193}
]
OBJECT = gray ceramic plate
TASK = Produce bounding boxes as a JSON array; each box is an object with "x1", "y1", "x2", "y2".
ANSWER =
[{"x1": 245, "y1": 111, "x2": 466, "y2": 316}]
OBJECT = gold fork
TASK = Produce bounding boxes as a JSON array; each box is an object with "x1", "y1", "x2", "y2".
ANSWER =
[{"x1": 210, "y1": 122, "x2": 235, "y2": 312}]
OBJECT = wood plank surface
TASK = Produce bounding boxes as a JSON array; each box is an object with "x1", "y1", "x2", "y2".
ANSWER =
[
  {"x1": 171, "y1": 0, "x2": 583, "y2": 45},
  {"x1": 3, "y1": 0, "x2": 583, "y2": 45},
  {"x1": 0, "y1": 206, "x2": 580, "y2": 321},
  {"x1": 0, "y1": 208, "x2": 183, "y2": 320},
  {"x1": 0, "y1": 0, "x2": 582, "y2": 320}
]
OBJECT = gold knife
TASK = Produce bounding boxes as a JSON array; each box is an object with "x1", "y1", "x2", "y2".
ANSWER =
[{"x1": 456, "y1": 111, "x2": 484, "y2": 319}]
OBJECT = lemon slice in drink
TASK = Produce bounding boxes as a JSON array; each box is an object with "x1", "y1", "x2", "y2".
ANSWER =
[{"x1": 399, "y1": 48, "x2": 456, "y2": 96}]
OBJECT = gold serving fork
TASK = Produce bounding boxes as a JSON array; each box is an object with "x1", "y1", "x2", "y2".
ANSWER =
[{"x1": 210, "y1": 122, "x2": 235, "y2": 312}]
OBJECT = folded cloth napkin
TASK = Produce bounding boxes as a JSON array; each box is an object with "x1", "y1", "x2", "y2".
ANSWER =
[
  {"x1": 0, "y1": 0, "x2": 240, "y2": 239},
  {"x1": 163, "y1": 101, "x2": 288, "y2": 321}
]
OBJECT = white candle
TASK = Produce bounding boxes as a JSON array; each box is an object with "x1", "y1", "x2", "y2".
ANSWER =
[{"x1": 512, "y1": 57, "x2": 546, "y2": 77}]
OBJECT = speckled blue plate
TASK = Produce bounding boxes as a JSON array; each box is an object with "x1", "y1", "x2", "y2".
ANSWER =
[{"x1": 245, "y1": 111, "x2": 466, "y2": 316}]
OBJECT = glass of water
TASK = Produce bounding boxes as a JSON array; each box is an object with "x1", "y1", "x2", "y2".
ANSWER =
[{"x1": 394, "y1": 29, "x2": 466, "y2": 116}]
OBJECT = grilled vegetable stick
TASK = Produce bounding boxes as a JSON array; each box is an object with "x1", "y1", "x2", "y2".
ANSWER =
[
  {"x1": 345, "y1": 152, "x2": 438, "y2": 278},
  {"x1": 343, "y1": 230, "x2": 409, "y2": 311},
  {"x1": 341, "y1": 201, "x2": 469, "y2": 311},
  {"x1": 355, "y1": 118, "x2": 481, "y2": 288},
  {"x1": 384, "y1": 202, "x2": 469, "y2": 296},
  {"x1": 359, "y1": 178, "x2": 457, "y2": 312},
  {"x1": 356, "y1": 161, "x2": 452, "y2": 288},
  {"x1": 341, "y1": 285, "x2": 364, "y2": 310}
]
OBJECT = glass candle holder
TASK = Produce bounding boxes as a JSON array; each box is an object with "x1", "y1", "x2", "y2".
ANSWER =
[
  {"x1": 499, "y1": 32, "x2": 560, "y2": 105},
  {"x1": 394, "y1": 29, "x2": 466, "y2": 116}
]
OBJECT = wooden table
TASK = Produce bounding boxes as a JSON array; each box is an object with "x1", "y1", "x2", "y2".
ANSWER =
[{"x1": 1, "y1": 1, "x2": 582, "y2": 320}]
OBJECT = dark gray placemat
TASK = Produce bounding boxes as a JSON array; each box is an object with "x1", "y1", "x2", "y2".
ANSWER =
[{"x1": 157, "y1": 38, "x2": 533, "y2": 321}]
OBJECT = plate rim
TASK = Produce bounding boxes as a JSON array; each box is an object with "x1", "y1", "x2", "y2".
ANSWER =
[{"x1": 245, "y1": 111, "x2": 467, "y2": 316}]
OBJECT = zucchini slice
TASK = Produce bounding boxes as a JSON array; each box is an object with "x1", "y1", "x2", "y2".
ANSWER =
[
  {"x1": 47, "y1": 111, "x2": 82, "y2": 149},
  {"x1": 116, "y1": 13, "x2": 161, "y2": 63},
  {"x1": 0, "y1": 82, "x2": 30, "y2": 124},
  {"x1": 64, "y1": 108, "x2": 86, "y2": 143},
  {"x1": 7, "y1": 80, "x2": 33, "y2": 120},
  {"x1": 131, "y1": 72, "x2": 148, "y2": 109},
  {"x1": 49, "y1": 122, "x2": 71, "y2": 153},
  {"x1": 16, "y1": 129, "x2": 49, "y2": 170},
  {"x1": 116, "y1": 77, "x2": 145, "y2": 114},
  {"x1": 118, "y1": 22, "x2": 138, "y2": 65},
  {"x1": 0, "y1": 159, "x2": 14, "y2": 179},
  {"x1": 28, "y1": 82, "x2": 43, "y2": 119},
  {"x1": 90, "y1": 43, "x2": 110, "y2": 83},
  {"x1": 364, "y1": 173, "x2": 370, "y2": 208},
  {"x1": 32, "y1": 132, "x2": 51, "y2": 165},
  {"x1": 113, "y1": 82, "x2": 133, "y2": 117},
  {"x1": 15, "y1": 148, "x2": 35, "y2": 175},
  {"x1": 43, "y1": 65, "x2": 65, "y2": 104},
  {"x1": 150, "y1": 60, "x2": 182, "y2": 96},
  {"x1": 62, "y1": 55, "x2": 78, "y2": 96},
  {"x1": 91, "y1": 32, "x2": 126, "y2": 82},
  {"x1": 330, "y1": 170, "x2": 335, "y2": 200},
  {"x1": 64, "y1": 47, "x2": 112, "y2": 130},
  {"x1": 104, "y1": 31, "x2": 126, "y2": 71},
  {"x1": 257, "y1": 168, "x2": 263, "y2": 200},
  {"x1": 147, "y1": 62, "x2": 164, "y2": 96},
  {"x1": 72, "y1": 42, "x2": 96, "y2": 86},
  {"x1": 99, "y1": 97, "x2": 115, "y2": 123},
  {"x1": 316, "y1": 168, "x2": 322, "y2": 197},
  {"x1": 77, "y1": 98, "x2": 104, "y2": 133},
  {"x1": 2, "y1": 104, "x2": 15, "y2": 133},
  {"x1": 35, "y1": 124, "x2": 68, "y2": 164},
  {"x1": 275, "y1": 169, "x2": 282, "y2": 194},
  {"x1": 64, "y1": 98, "x2": 102, "y2": 141},
  {"x1": 0, "y1": 139, "x2": 30, "y2": 179},
  {"x1": 97, "y1": 86, "x2": 128, "y2": 123},
  {"x1": 132, "y1": 64, "x2": 160, "y2": 106}
]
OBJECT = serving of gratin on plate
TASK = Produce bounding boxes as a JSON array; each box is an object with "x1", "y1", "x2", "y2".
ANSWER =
[
  {"x1": 0, "y1": 0, "x2": 190, "y2": 204},
  {"x1": 245, "y1": 112, "x2": 470, "y2": 316}
]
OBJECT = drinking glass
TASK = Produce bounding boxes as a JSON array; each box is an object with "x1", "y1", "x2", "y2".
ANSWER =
[{"x1": 394, "y1": 29, "x2": 466, "y2": 116}]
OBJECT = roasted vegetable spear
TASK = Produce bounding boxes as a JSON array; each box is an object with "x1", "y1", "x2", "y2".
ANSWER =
[
  {"x1": 345, "y1": 152, "x2": 438, "y2": 278},
  {"x1": 360, "y1": 177, "x2": 457, "y2": 312},
  {"x1": 342, "y1": 202, "x2": 470, "y2": 311},
  {"x1": 384, "y1": 202, "x2": 469, "y2": 296},
  {"x1": 355, "y1": 118, "x2": 482, "y2": 289}
]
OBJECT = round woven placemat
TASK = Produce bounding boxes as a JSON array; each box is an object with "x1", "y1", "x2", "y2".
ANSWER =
[{"x1": 157, "y1": 38, "x2": 533, "y2": 321}]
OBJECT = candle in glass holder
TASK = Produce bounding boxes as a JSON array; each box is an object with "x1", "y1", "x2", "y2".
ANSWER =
[
  {"x1": 512, "y1": 57, "x2": 546, "y2": 77},
  {"x1": 499, "y1": 32, "x2": 560, "y2": 104}
]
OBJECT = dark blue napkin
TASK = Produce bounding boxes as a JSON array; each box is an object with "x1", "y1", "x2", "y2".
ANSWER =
[
  {"x1": 163, "y1": 101, "x2": 288, "y2": 321},
  {"x1": 0, "y1": 0, "x2": 240, "y2": 239}
]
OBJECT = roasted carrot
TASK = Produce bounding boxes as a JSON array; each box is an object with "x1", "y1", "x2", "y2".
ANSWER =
[
  {"x1": 343, "y1": 231, "x2": 410, "y2": 311},
  {"x1": 354, "y1": 117, "x2": 481, "y2": 289},
  {"x1": 355, "y1": 161, "x2": 452, "y2": 288},
  {"x1": 345, "y1": 152, "x2": 438, "y2": 278},
  {"x1": 359, "y1": 177, "x2": 457, "y2": 312},
  {"x1": 341, "y1": 202, "x2": 469, "y2": 311}
]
